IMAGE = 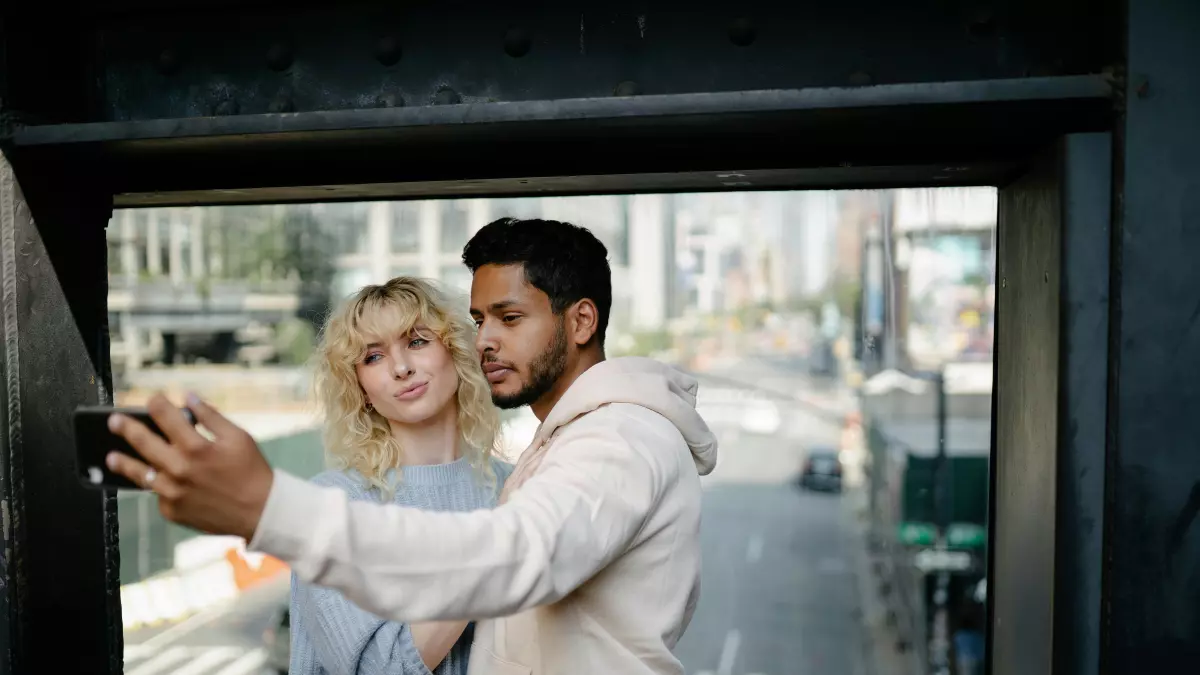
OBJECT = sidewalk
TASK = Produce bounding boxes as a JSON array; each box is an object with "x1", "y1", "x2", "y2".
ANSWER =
[{"x1": 844, "y1": 483, "x2": 918, "y2": 675}]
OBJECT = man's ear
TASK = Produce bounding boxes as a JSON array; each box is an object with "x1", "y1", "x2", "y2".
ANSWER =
[{"x1": 569, "y1": 299, "x2": 600, "y2": 347}]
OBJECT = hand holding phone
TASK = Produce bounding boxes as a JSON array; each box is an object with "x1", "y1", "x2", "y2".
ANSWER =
[{"x1": 73, "y1": 405, "x2": 195, "y2": 490}]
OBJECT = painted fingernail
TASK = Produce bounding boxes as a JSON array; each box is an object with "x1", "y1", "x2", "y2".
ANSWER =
[
  {"x1": 186, "y1": 392, "x2": 201, "y2": 407},
  {"x1": 108, "y1": 415, "x2": 121, "y2": 432},
  {"x1": 106, "y1": 452, "x2": 118, "y2": 469}
]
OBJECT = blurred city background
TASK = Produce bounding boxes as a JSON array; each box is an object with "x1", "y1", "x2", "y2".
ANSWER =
[{"x1": 114, "y1": 187, "x2": 996, "y2": 675}]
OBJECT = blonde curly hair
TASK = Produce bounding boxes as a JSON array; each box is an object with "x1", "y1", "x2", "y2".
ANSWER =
[{"x1": 312, "y1": 276, "x2": 500, "y2": 497}]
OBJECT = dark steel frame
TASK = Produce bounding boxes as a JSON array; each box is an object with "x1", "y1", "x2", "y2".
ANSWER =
[{"x1": 1, "y1": 1, "x2": 1197, "y2": 673}]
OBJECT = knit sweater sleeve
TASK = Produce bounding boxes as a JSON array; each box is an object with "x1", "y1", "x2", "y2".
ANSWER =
[{"x1": 290, "y1": 472, "x2": 436, "y2": 675}]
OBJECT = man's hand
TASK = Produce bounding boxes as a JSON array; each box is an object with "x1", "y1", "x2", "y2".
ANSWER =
[{"x1": 106, "y1": 392, "x2": 275, "y2": 542}]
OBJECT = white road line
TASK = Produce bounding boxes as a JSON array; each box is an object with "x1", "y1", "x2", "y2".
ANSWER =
[
  {"x1": 124, "y1": 644, "x2": 155, "y2": 662},
  {"x1": 127, "y1": 646, "x2": 191, "y2": 675},
  {"x1": 746, "y1": 534, "x2": 764, "y2": 563},
  {"x1": 173, "y1": 647, "x2": 242, "y2": 675},
  {"x1": 213, "y1": 648, "x2": 268, "y2": 675},
  {"x1": 716, "y1": 629, "x2": 741, "y2": 675}
]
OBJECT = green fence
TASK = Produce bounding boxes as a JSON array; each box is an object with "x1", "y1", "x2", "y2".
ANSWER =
[
  {"x1": 865, "y1": 419, "x2": 990, "y2": 547},
  {"x1": 117, "y1": 427, "x2": 326, "y2": 585}
]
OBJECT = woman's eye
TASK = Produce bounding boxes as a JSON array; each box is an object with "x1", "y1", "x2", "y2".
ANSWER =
[
  {"x1": 363, "y1": 353, "x2": 382, "y2": 364},
  {"x1": 409, "y1": 338, "x2": 429, "y2": 348}
]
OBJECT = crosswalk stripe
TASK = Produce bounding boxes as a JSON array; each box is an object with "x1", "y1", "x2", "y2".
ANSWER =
[
  {"x1": 172, "y1": 647, "x2": 242, "y2": 675},
  {"x1": 127, "y1": 646, "x2": 192, "y2": 675},
  {"x1": 213, "y1": 648, "x2": 268, "y2": 675}
]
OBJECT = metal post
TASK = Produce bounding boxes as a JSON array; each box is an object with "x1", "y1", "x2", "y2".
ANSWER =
[
  {"x1": 935, "y1": 370, "x2": 949, "y2": 533},
  {"x1": 928, "y1": 369, "x2": 951, "y2": 675}
]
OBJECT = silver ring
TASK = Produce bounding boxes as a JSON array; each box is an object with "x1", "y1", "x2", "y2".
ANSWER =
[{"x1": 144, "y1": 468, "x2": 158, "y2": 489}]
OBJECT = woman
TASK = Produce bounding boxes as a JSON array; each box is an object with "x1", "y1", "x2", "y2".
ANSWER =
[{"x1": 289, "y1": 276, "x2": 513, "y2": 675}]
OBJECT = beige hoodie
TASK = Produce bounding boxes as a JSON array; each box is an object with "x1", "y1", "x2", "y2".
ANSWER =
[{"x1": 250, "y1": 356, "x2": 718, "y2": 675}]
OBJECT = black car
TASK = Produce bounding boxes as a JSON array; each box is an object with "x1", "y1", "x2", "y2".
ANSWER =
[
  {"x1": 798, "y1": 447, "x2": 843, "y2": 492},
  {"x1": 262, "y1": 602, "x2": 290, "y2": 674}
]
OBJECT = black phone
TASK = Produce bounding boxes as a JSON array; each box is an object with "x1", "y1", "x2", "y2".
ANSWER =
[{"x1": 73, "y1": 405, "x2": 195, "y2": 491}]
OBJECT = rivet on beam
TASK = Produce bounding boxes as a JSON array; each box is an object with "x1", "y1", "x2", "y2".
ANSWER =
[
  {"x1": 967, "y1": 10, "x2": 998, "y2": 39},
  {"x1": 613, "y1": 81, "x2": 641, "y2": 97},
  {"x1": 157, "y1": 48, "x2": 182, "y2": 76},
  {"x1": 504, "y1": 27, "x2": 532, "y2": 58},
  {"x1": 433, "y1": 86, "x2": 462, "y2": 105},
  {"x1": 375, "y1": 92, "x2": 405, "y2": 108},
  {"x1": 728, "y1": 18, "x2": 757, "y2": 47},
  {"x1": 848, "y1": 70, "x2": 873, "y2": 87},
  {"x1": 266, "y1": 42, "x2": 294, "y2": 72},
  {"x1": 375, "y1": 36, "x2": 403, "y2": 67}
]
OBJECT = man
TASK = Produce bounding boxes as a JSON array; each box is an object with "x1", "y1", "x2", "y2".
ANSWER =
[{"x1": 107, "y1": 217, "x2": 718, "y2": 674}]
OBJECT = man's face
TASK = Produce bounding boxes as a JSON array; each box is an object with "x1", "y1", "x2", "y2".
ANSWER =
[{"x1": 470, "y1": 264, "x2": 568, "y2": 409}]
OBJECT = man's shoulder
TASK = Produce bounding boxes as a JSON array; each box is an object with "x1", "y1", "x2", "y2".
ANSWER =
[
  {"x1": 568, "y1": 402, "x2": 681, "y2": 436},
  {"x1": 553, "y1": 404, "x2": 689, "y2": 467}
]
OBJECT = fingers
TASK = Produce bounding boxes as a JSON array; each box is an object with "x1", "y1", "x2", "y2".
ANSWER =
[
  {"x1": 184, "y1": 392, "x2": 245, "y2": 441},
  {"x1": 106, "y1": 450, "x2": 181, "y2": 499},
  {"x1": 108, "y1": 410, "x2": 189, "y2": 478},
  {"x1": 147, "y1": 393, "x2": 209, "y2": 451}
]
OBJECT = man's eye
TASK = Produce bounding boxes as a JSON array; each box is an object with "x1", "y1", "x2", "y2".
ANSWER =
[{"x1": 502, "y1": 315, "x2": 521, "y2": 323}]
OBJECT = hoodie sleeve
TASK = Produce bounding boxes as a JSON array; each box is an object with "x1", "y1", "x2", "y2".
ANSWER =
[{"x1": 249, "y1": 420, "x2": 668, "y2": 623}]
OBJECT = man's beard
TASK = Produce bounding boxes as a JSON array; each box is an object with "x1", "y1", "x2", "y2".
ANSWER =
[{"x1": 491, "y1": 319, "x2": 568, "y2": 410}]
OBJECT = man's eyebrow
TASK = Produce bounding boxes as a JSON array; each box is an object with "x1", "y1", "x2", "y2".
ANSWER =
[{"x1": 470, "y1": 299, "x2": 521, "y2": 315}]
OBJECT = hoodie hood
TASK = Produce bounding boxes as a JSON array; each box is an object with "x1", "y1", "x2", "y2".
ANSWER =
[{"x1": 535, "y1": 356, "x2": 718, "y2": 476}]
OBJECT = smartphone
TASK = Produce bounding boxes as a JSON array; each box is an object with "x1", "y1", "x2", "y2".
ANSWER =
[{"x1": 73, "y1": 405, "x2": 195, "y2": 491}]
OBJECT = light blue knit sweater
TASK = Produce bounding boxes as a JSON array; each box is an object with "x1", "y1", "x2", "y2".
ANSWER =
[{"x1": 289, "y1": 456, "x2": 514, "y2": 675}]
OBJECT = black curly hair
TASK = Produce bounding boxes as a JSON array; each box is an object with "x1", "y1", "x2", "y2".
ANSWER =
[{"x1": 461, "y1": 217, "x2": 612, "y2": 348}]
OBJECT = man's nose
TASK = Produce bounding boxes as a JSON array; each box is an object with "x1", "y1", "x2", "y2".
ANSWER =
[{"x1": 475, "y1": 323, "x2": 498, "y2": 356}]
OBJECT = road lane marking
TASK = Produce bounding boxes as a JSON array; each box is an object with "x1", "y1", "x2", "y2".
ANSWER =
[
  {"x1": 127, "y1": 646, "x2": 191, "y2": 675},
  {"x1": 716, "y1": 629, "x2": 741, "y2": 675},
  {"x1": 746, "y1": 534, "x2": 764, "y2": 563},
  {"x1": 214, "y1": 648, "x2": 268, "y2": 675},
  {"x1": 173, "y1": 647, "x2": 242, "y2": 675},
  {"x1": 124, "y1": 644, "x2": 155, "y2": 661}
]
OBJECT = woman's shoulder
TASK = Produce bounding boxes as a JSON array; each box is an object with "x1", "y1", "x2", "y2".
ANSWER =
[
  {"x1": 489, "y1": 456, "x2": 516, "y2": 485},
  {"x1": 310, "y1": 469, "x2": 372, "y2": 497}
]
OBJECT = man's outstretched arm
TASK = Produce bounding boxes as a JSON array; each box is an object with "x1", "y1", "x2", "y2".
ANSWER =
[
  {"x1": 251, "y1": 426, "x2": 662, "y2": 622},
  {"x1": 105, "y1": 393, "x2": 669, "y2": 623}
]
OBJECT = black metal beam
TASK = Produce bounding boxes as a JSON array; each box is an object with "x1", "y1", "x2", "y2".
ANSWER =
[
  {"x1": 86, "y1": 1, "x2": 1118, "y2": 120},
  {"x1": 1104, "y1": 0, "x2": 1200, "y2": 670},
  {"x1": 0, "y1": 156, "x2": 119, "y2": 673},
  {"x1": 7, "y1": 76, "x2": 1113, "y2": 206},
  {"x1": 1055, "y1": 133, "x2": 1112, "y2": 675}
]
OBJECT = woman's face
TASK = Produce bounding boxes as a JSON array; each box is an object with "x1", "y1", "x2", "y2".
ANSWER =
[{"x1": 355, "y1": 325, "x2": 459, "y2": 426}]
